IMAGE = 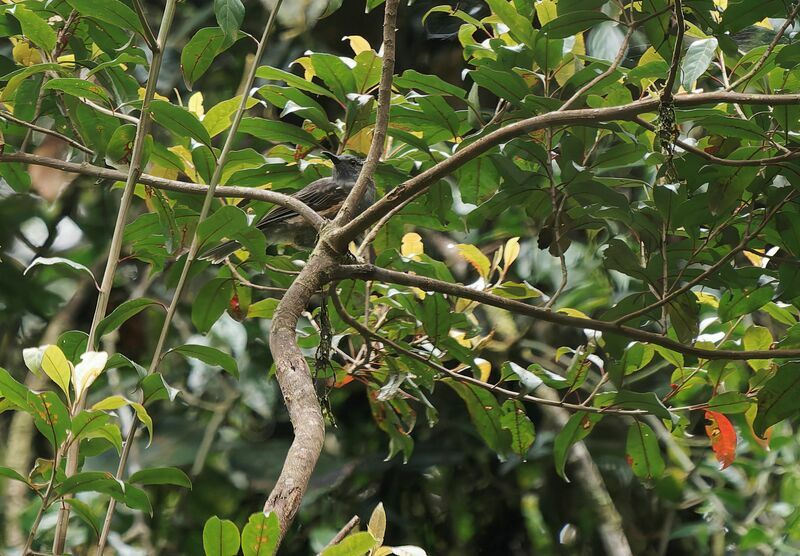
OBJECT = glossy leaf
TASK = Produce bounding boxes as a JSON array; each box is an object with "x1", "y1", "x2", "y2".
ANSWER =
[
  {"x1": 241, "y1": 511, "x2": 280, "y2": 556},
  {"x1": 625, "y1": 421, "x2": 664, "y2": 480},
  {"x1": 203, "y1": 516, "x2": 240, "y2": 556},
  {"x1": 168, "y1": 344, "x2": 239, "y2": 378}
]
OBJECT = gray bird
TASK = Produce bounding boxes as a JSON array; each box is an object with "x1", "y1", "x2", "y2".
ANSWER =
[{"x1": 201, "y1": 151, "x2": 374, "y2": 263}]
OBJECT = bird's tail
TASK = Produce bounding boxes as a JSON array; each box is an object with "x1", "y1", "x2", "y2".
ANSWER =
[{"x1": 199, "y1": 240, "x2": 240, "y2": 263}]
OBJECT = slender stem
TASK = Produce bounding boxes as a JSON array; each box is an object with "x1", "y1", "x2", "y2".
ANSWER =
[
  {"x1": 51, "y1": 2, "x2": 180, "y2": 553},
  {"x1": 336, "y1": 263, "x2": 800, "y2": 361},
  {"x1": 331, "y1": 0, "x2": 400, "y2": 240},
  {"x1": 661, "y1": 0, "x2": 684, "y2": 104},
  {"x1": 132, "y1": 0, "x2": 158, "y2": 51},
  {"x1": 22, "y1": 453, "x2": 61, "y2": 555},
  {"x1": 95, "y1": 4, "x2": 284, "y2": 552},
  {"x1": 324, "y1": 516, "x2": 361, "y2": 548},
  {"x1": 0, "y1": 152, "x2": 325, "y2": 227},
  {"x1": 332, "y1": 91, "x2": 800, "y2": 246},
  {"x1": 727, "y1": 1, "x2": 800, "y2": 91},
  {"x1": 614, "y1": 193, "x2": 793, "y2": 324},
  {"x1": 0, "y1": 110, "x2": 93, "y2": 154}
]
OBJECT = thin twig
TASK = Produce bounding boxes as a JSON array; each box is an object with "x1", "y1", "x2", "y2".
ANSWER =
[
  {"x1": 633, "y1": 116, "x2": 800, "y2": 165},
  {"x1": 132, "y1": 0, "x2": 158, "y2": 51},
  {"x1": 0, "y1": 153, "x2": 325, "y2": 229},
  {"x1": 336, "y1": 263, "x2": 800, "y2": 361},
  {"x1": 95, "y1": 4, "x2": 285, "y2": 552},
  {"x1": 52, "y1": 2, "x2": 180, "y2": 551},
  {"x1": 728, "y1": 1, "x2": 800, "y2": 91},
  {"x1": 0, "y1": 110, "x2": 93, "y2": 154},
  {"x1": 323, "y1": 516, "x2": 361, "y2": 549},
  {"x1": 662, "y1": 0, "x2": 684, "y2": 104}
]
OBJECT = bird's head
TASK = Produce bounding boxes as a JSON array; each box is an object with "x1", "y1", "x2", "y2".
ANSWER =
[{"x1": 323, "y1": 151, "x2": 365, "y2": 181}]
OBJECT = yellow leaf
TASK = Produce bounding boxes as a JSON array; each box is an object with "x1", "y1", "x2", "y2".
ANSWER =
[
  {"x1": 450, "y1": 330, "x2": 471, "y2": 348},
  {"x1": 344, "y1": 126, "x2": 372, "y2": 155},
  {"x1": 695, "y1": 291, "x2": 719, "y2": 308},
  {"x1": 754, "y1": 17, "x2": 773, "y2": 30},
  {"x1": 188, "y1": 91, "x2": 204, "y2": 118},
  {"x1": 368, "y1": 502, "x2": 386, "y2": 545},
  {"x1": 556, "y1": 308, "x2": 589, "y2": 319},
  {"x1": 292, "y1": 56, "x2": 315, "y2": 81},
  {"x1": 742, "y1": 249, "x2": 763, "y2": 267},
  {"x1": 401, "y1": 232, "x2": 424, "y2": 261},
  {"x1": 343, "y1": 35, "x2": 371, "y2": 55},
  {"x1": 503, "y1": 237, "x2": 521, "y2": 269},
  {"x1": 57, "y1": 54, "x2": 75, "y2": 65},
  {"x1": 456, "y1": 244, "x2": 491, "y2": 280},
  {"x1": 169, "y1": 146, "x2": 197, "y2": 182},
  {"x1": 410, "y1": 287, "x2": 426, "y2": 300},
  {"x1": 147, "y1": 164, "x2": 179, "y2": 181},
  {"x1": 139, "y1": 87, "x2": 168, "y2": 102},
  {"x1": 535, "y1": 0, "x2": 557, "y2": 24},
  {"x1": 12, "y1": 41, "x2": 42, "y2": 66},
  {"x1": 475, "y1": 358, "x2": 491, "y2": 382}
]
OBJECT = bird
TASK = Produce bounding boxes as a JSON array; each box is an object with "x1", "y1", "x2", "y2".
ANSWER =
[{"x1": 200, "y1": 151, "x2": 374, "y2": 263}]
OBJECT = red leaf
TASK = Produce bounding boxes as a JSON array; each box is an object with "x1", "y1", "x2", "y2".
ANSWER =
[{"x1": 704, "y1": 410, "x2": 737, "y2": 470}]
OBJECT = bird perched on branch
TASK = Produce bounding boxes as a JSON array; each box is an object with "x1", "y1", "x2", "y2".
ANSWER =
[{"x1": 201, "y1": 151, "x2": 373, "y2": 263}]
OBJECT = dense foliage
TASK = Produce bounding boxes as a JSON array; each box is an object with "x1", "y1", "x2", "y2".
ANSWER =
[{"x1": 1, "y1": 0, "x2": 800, "y2": 554}]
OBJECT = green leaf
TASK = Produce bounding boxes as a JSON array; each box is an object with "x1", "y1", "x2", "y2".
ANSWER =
[
  {"x1": 484, "y1": 0, "x2": 535, "y2": 46},
  {"x1": 181, "y1": 27, "x2": 243, "y2": 88},
  {"x1": 469, "y1": 67, "x2": 530, "y2": 106},
  {"x1": 680, "y1": 38, "x2": 718, "y2": 90},
  {"x1": 41, "y1": 345, "x2": 72, "y2": 400},
  {"x1": 168, "y1": 344, "x2": 239, "y2": 378},
  {"x1": 540, "y1": 10, "x2": 610, "y2": 39},
  {"x1": 203, "y1": 516, "x2": 240, "y2": 556},
  {"x1": 500, "y1": 399, "x2": 536, "y2": 457},
  {"x1": 57, "y1": 471, "x2": 124, "y2": 498},
  {"x1": 9, "y1": 5, "x2": 56, "y2": 51},
  {"x1": 192, "y1": 278, "x2": 234, "y2": 333},
  {"x1": 0, "y1": 63, "x2": 64, "y2": 101},
  {"x1": 241, "y1": 511, "x2": 280, "y2": 556},
  {"x1": 707, "y1": 392, "x2": 752, "y2": 414},
  {"x1": 95, "y1": 298, "x2": 164, "y2": 345},
  {"x1": 198, "y1": 205, "x2": 248, "y2": 249},
  {"x1": 65, "y1": 0, "x2": 144, "y2": 35},
  {"x1": 27, "y1": 391, "x2": 70, "y2": 447},
  {"x1": 0, "y1": 466, "x2": 31, "y2": 486},
  {"x1": 214, "y1": 0, "x2": 244, "y2": 41},
  {"x1": 247, "y1": 298, "x2": 280, "y2": 319},
  {"x1": 443, "y1": 379, "x2": 510, "y2": 456},
  {"x1": 71, "y1": 410, "x2": 110, "y2": 440},
  {"x1": 43, "y1": 78, "x2": 111, "y2": 104},
  {"x1": 0, "y1": 368, "x2": 31, "y2": 408},
  {"x1": 553, "y1": 413, "x2": 602, "y2": 480},
  {"x1": 24, "y1": 257, "x2": 98, "y2": 286},
  {"x1": 204, "y1": 95, "x2": 259, "y2": 137},
  {"x1": 151, "y1": 100, "x2": 213, "y2": 147},
  {"x1": 64, "y1": 498, "x2": 102, "y2": 538},
  {"x1": 527, "y1": 363, "x2": 569, "y2": 389},
  {"x1": 309, "y1": 53, "x2": 357, "y2": 102},
  {"x1": 123, "y1": 483, "x2": 153, "y2": 514},
  {"x1": 320, "y1": 532, "x2": 378, "y2": 556},
  {"x1": 394, "y1": 69, "x2": 466, "y2": 98},
  {"x1": 718, "y1": 286, "x2": 774, "y2": 323},
  {"x1": 129, "y1": 466, "x2": 192, "y2": 488},
  {"x1": 255, "y1": 66, "x2": 337, "y2": 100},
  {"x1": 238, "y1": 117, "x2": 321, "y2": 147},
  {"x1": 421, "y1": 293, "x2": 450, "y2": 339},
  {"x1": 141, "y1": 373, "x2": 181, "y2": 405},
  {"x1": 594, "y1": 391, "x2": 671, "y2": 420},
  {"x1": 564, "y1": 345, "x2": 592, "y2": 394},
  {"x1": 456, "y1": 244, "x2": 491, "y2": 280},
  {"x1": 754, "y1": 361, "x2": 800, "y2": 437},
  {"x1": 625, "y1": 421, "x2": 664, "y2": 480}
]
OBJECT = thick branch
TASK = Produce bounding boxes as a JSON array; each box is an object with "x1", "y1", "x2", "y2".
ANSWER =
[
  {"x1": 333, "y1": 0, "x2": 399, "y2": 236},
  {"x1": 332, "y1": 91, "x2": 800, "y2": 245},
  {"x1": 337, "y1": 264, "x2": 800, "y2": 361},
  {"x1": 0, "y1": 152, "x2": 325, "y2": 229}
]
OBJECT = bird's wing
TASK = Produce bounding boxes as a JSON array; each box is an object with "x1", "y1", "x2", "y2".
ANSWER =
[{"x1": 255, "y1": 178, "x2": 347, "y2": 229}]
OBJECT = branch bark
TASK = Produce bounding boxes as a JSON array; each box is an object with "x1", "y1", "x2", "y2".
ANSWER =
[
  {"x1": 332, "y1": 91, "x2": 800, "y2": 245},
  {"x1": 0, "y1": 152, "x2": 325, "y2": 229},
  {"x1": 336, "y1": 264, "x2": 800, "y2": 361}
]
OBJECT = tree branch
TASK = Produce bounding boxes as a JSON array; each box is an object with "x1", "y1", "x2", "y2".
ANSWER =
[
  {"x1": 0, "y1": 110, "x2": 93, "y2": 154},
  {"x1": 661, "y1": 0, "x2": 684, "y2": 105},
  {"x1": 336, "y1": 264, "x2": 800, "y2": 361},
  {"x1": 633, "y1": 116, "x2": 800, "y2": 165},
  {"x1": 332, "y1": 0, "x2": 399, "y2": 237},
  {"x1": 0, "y1": 152, "x2": 325, "y2": 229},
  {"x1": 727, "y1": 1, "x2": 800, "y2": 91},
  {"x1": 332, "y1": 91, "x2": 800, "y2": 246}
]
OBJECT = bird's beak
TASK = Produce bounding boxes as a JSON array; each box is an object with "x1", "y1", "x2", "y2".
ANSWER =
[{"x1": 321, "y1": 150, "x2": 339, "y2": 160}]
